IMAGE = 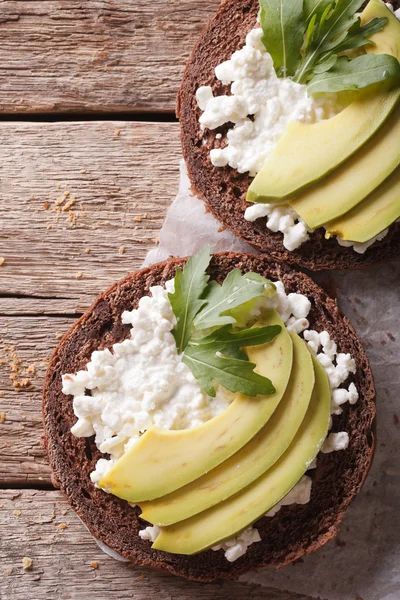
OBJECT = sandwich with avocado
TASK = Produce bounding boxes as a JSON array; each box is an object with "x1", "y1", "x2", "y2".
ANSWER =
[
  {"x1": 43, "y1": 250, "x2": 375, "y2": 581},
  {"x1": 178, "y1": 0, "x2": 400, "y2": 270}
]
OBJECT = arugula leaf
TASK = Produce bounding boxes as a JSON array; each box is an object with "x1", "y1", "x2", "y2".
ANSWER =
[
  {"x1": 257, "y1": 0, "x2": 398, "y2": 94},
  {"x1": 307, "y1": 53, "x2": 400, "y2": 93},
  {"x1": 259, "y1": 0, "x2": 305, "y2": 77},
  {"x1": 293, "y1": 0, "x2": 388, "y2": 85},
  {"x1": 331, "y1": 16, "x2": 389, "y2": 54},
  {"x1": 313, "y1": 53, "x2": 338, "y2": 74},
  {"x1": 193, "y1": 269, "x2": 275, "y2": 331},
  {"x1": 190, "y1": 324, "x2": 282, "y2": 361},
  {"x1": 168, "y1": 249, "x2": 279, "y2": 398},
  {"x1": 304, "y1": 0, "x2": 333, "y2": 23},
  {"x1": 168, "y1": 247, "x2": 211, "y2": 353},
  {"x1": 183, "y1": 346, "x2": 276, "y2": 398}
]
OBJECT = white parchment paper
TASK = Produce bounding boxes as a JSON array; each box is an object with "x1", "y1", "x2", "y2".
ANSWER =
[{"x1": 143, "y1": 160, "x2": 400, "y2": 600}]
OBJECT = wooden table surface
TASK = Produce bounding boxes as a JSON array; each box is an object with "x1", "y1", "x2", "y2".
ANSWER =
[{"x1": 0, "y1": 2, "x2": 317, "y2": 599}]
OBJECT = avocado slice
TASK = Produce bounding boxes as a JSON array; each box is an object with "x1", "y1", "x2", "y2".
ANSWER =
[
  {"x1": 152, "y1": 352, "x2": 331, "y2": 555},
  {"x1": 246, "y1": 0, "x2": 400, "y2": 205},
  {"x1": 325, "y1": 167, "x2": 400, "y2": 243},
  {"x1": 99, "y1": 310, "x2": 293, "y2": 502},
  {"x1": 140, "y1": 333, "x2": 314, "y2": 526},
  {"x1": 290, "y1": 102, "x2": 400, "y2": 229}
]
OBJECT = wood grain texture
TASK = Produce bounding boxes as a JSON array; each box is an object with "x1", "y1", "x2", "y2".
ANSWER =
[
  {"x1": 0, "y1": 489, "x2": 317, "y2": 600},
  {"x1": 0, "y1": 315, "x2": 76, "y2": 486},
  {"x1": 0, "y1": 0, "x2": 220, "y2": 114},
  {"x1": 0, "y1": 121, "x2": 180, "y2": 304}
]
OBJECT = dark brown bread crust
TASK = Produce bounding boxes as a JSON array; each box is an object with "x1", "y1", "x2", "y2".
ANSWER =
[
  {"x1": 43, "y1": 253, "x2": 376, "y2": 582},
  {"x1": 178, "y1": 0, "x2": 400, "y2": 271}
]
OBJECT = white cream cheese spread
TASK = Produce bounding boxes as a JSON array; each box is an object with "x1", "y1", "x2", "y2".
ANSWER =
[
  {"x1": 321, "y1": 432, "x2": 350, "y2": 454},
  {"x1": 244, "y1": 202, "x2": 312, "y2": 252},
  {"x1": 196, "y1": 29, "x2": 336, "y2": 177},
  {"x1": 386, "y1": 2, "x2": 400, "y2": 19},
  {"x1": 64, "y1": 276, "x2": 358, "y2": 562},
  {"x1": 211, "y1": 525, "x2": 262, "y2": 562}
]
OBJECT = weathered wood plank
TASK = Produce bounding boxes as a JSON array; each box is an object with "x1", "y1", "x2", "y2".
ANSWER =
[
  {"x1": 0, "y1": 121, "x2": 180, "y2": 303},
  {"x1": 0, "y1": 489, "x2": 316, "y2": 600},
  {"x1": 0, "y1": 315, "x2": 76, "y2": 486},
  {"x1": 0, "y1": 0, "x2": 219, "y2": 114},
  {"x1": 0, "y1": 298, "x2": 84, "y2": 317}
]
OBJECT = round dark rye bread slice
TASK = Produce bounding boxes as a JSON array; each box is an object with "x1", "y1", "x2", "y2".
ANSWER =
[
  {"x1": 177, "y1": 0, "x2": 400, "y2": 271},
  {"x1": 43, "y1": 253, "x2": 376, "y2": 582}
]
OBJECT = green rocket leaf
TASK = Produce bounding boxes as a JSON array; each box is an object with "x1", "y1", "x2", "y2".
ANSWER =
[
  {"x1": 193, "y1": 270, "x2": 276, "y2": 331},
  {"x1": 189, "y1": 324, "x2": 282, "y2": 361},
  {"x1": 304, "y1": 0, "x2": 333, "y2": 23},
  {"x1": 293, "y1": 0, "x2": 391, "y2": 87},
  {"x1": 183, "y1": 346, "x2": 276, "y2": 398},
  {"x1": 259, "y1": 0, "x2": 306, "y2": 77},
  {"x1": 168, "y1": 249, "x2": 280, "y2": 397},
  {"x1": 307, "y1": 53, "x2": 400, "y2": 93},
  {"x1": 168, "y1": 247, "x2": 211, "y2": 353}
]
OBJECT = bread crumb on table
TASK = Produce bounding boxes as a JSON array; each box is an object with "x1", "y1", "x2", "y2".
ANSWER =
[
  {"x1": 76, "y1": 272, "x2": 83, "y2": 280},
  {"x1": 44, "y1": 187, "x2": 86, "y2": 229},
  {"x1": 119, "y1": 246, "x2": 125, "y2": 255},
  {"x1": 22, "y1": 557, "x2": 33, "y2": 570},
  {"x1": 62, "y1": 197, "x2": 77, "y2": 212},
  {"x1": 134, "y1": 216, "x2": 142, "y2": 223},
  {"x1": 0, "y1": 257, "x2": 5, "y2": 266},
  {"x1": 84, "y1": 247, "x2": 91, "y2": 254},
  {"x1": 90, "y1": 561, "x2": 99, "y2": 569},
  {"x1": 1, "y1": 345, "x2": 35, "y2": 392},
  {"x1": 0, "y1": 412, "x2": 5, "y2": 424},
  {"x1": 58, "y1": 522, "x2": 68, "y2": 530},
  {"x1": 13, "y1": 510, "x2": 22, "y2": 517}
]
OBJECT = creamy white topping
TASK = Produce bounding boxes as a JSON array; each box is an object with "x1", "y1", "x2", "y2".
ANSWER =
[
  {"x1": 197, "y1": 29, "x2": 335, "y2": 177},
  {"x1": 139, "y1": 525, "x2": 162, "y2": 543},
  {"x1": 265, "y1": 475, "x2": 312, "y2": 517},
  {"x1": 244, "y1": 203, "x2": 312, "y2": 251},
  {"x1": 211, "y1": 525, "x2": 262, "y2": 562},
  {"x1": 386, "y1": 2, "x2": 400, "y2": 19},
  {"x1": 303, "y1": 329, "x2": 358, "y2": 416},
  {"x1": 321, "y1": 432, "x2": 350, "y2": 454},
  {"x1": 336, "y1": 228, "x2": 389, "y2": 254}
]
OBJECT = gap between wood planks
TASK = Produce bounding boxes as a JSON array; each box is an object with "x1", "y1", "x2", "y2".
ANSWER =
[{"x1": 0, "y1": 112, "x2": 178, "y2": 123}]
